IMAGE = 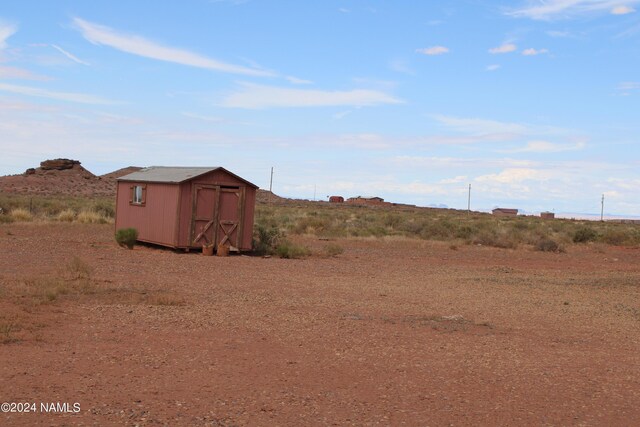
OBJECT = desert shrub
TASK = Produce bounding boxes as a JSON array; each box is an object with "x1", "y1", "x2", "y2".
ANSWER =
[
  {"x1": 398, "y1": 218, "x2": 424, "y2": 235},
  {"x1": 471, "y1": 229, "x2": 518, "y2": 249},
  {"x1": 324, "y1": 243, "x2": 344, "y2": 257},
  {"x1": 535, "y1": 238, "x2": 564, "y2": 253},
  {"x1": 0, "y1": 214, "x2": 14, "y2": 224},
  {"x1": 10, "y1": 208, "x2": 33, "y2": 222},
  {"x1": 77, "y1": 210, "x2": 109, "y2": 224},
  {"x1": 92, "y1": 200, "x2": 115, "y2": 218},
  {"x1": 383, "y1": 213, "x2": 402, "y2": 229},
  {"x1": 600, "y1": 228, "x2": 628, "y2": 246},
  {"x1": 455, "y1": 225, "x2": 474, "y2": 240},
  {"x1": 573, "y1": 226, "x2": 597, "y2": 243},
  {"x1": 420, "y1": 220, "x2": 457, "y2": 240},
  {"x1": 293, "y1": 215, "x2": 331, "y2": 235},
  {"x1": 252, "y1": 224, "x2": 283, "y2": 255},
  {"x1": 115, "y1": 227, "x2": 138, "y2": 249},
  {"x1": 366, "y1": 225, "x2": 388, "y2": 237},
  {"x1": 276, "y1": 240, "x2": 311, "y2": 259},
  {"x1": 56, "y1": 209, "x2": 76, "y2": 222},
  {"x1": 67, "y1": 257, "x2": 93, "y2": 280}
]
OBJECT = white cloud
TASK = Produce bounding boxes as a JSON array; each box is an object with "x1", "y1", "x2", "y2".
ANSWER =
[
  {"x1": 338, "y1": 8, "x2": 350, "y2": 13},
  {"x1": 486, "y1": 64, "x2": 501, "y2": 71},
  {"x1": 431, "y1": 114, "x2": 579, "y2": 143},
  {"x1": 416, "y1": 46, "x2": 449, "y2": 55},
  {"x1": 181, "y1": 112, "x2": 227, "y2": 123},
  {"x1": 475, "y1": 168, "x2": 550, "y2": 184},
  {"x1": 507, "y1": 140, "x2": 586, "y2": 152},
  {"x1": 618, "y1": 81, "x2": 640, "y2": 90},
  {"x1": 388, "y1": 58, "x2": 415, "y2": 75},
  {"x1": 611, "y1": 5, "x2": 636, "y2": 14},
  {"x1": 489, "y1": 43, "x2": 517, "y2": 54},
  {"x1": 0, "y1": 82, "x2": 115, "y2": 104},
  {"x1": 73, "y1": 17, "x2": 273, "y2": 77},
  {"x1": 51, "y1": 44, "x2": 90, "y2": 66},
  {"x1": 0, "y1": 66, "x2": 50, "y2": 80},
  {"x1": 508, "y1": 0, "x2": 640, "y2": 20},
  {"x1": 220, "y1": 82, "x2": 403, "y2": 109},
  {"x1": 0, "y1": 22, "x2": 17, "y2": 49},
  {"x1": 547, "y1": 30, "x2": 571, "y2": 37},
  {"x1": 432, "y1": 114, "x2": 527, "y2": 135},
  {"x1": 522, "y1": 48, "x2": 549, "y2": 55},
  {"x1": 285, "y1": 76, "x2": 313, "y2": 85},
  {"x1": 439, "y1": 175, "x2": 468, "y2": 184},
  {"x1": 617, "y1": 81, "x2": 640, "y2": 95},
  {"x1": 392, "y1": 156, "x2": 537, "y2": 170},
  {"x1": 332, "y1": 110, "x2": 353, "y2": 120}
]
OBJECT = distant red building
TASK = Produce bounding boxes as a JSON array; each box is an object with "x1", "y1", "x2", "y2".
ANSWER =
[
  {"x1": 347, "y1": 196, "x2": 388, "y2": 206},
  {"x1": 492, "y1": 208, "x2": 518, "y2": 217},
  {"x1": 329, "y1": 196, "x2": 344, "y2": 203}
]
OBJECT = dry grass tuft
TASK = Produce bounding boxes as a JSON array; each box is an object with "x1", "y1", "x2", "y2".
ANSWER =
[
  {"x1": 77, "y1": 210, "x2": 110, "y2": 224},
  {"x1": 56, "y1": 209, "x2": 76, "y2": 222},
  {"x1": 324, "y1": 243, "x2": 344, "y2": 257},
  {"x1": 10, "y1": 208, "x2": 33, "y2": 222},
  {"x1": 0, "y1": 322, "x2": 19, "y2": 344}
]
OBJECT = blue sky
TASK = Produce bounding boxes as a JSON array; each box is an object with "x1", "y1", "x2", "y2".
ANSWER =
[{"x1": 1, "y1": 0, "x2": 639, "y2": 215}]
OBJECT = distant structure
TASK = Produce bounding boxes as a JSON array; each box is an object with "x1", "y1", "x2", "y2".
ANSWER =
[
  {"x1": 329, "y1": 196, "x2": 344, "y2": 203},
  {"x1": 347, "y1": 196, "x2": 389, "y2": 206},
  {"x1": 540, "y1": 211, "x2": 555, "y2": 219},
  {"x1": 607, "y1": 219, "x2": 640, "y2": 224},
  {"x1": 492, "y1": 208, "x2": 518, "y2": 217},
  {"x1": 116, "y1": 166, "x2": 257, "y2": 252}
]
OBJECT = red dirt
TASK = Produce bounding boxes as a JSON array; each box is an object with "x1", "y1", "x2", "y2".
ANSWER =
[{"x1": 1, "y1": 223, "x2": 639, "y2": 426}]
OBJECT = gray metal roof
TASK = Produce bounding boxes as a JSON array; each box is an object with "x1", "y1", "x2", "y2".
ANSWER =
[
  {"x1": 117, "y1": 166, "x2": 258, "y2": 187},
  {"x1": 117, "y1": 167, "x2": 217, "y2": 183}
]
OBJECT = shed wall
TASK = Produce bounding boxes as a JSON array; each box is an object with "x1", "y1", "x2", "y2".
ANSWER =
[
  {"x1": 115, "y1": 182, "x2": 180, "y2": 246},
  {"x1": 242, "y1": 187, "x2": 256, "y2": 249}
]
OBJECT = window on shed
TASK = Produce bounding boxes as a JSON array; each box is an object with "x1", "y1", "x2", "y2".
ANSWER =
[{"x1": 130, "y1": 184, "x2": 146, "y2": 206}]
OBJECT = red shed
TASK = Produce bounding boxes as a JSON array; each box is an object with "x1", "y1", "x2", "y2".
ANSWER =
[
  {"x1": 115, "y1": 167, "x2": 257, "y2": 252},
  {"x1": 329, "y1": 196, "x2": 344, "y2": 203}
]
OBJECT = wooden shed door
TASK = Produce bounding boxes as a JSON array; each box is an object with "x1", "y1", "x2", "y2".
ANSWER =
[
  {"x1": 217, "y1": 187, "x2": 242, "y2": 250},
  {"x1": 191, "y1": 185, "x2": 218, "y2": 246}
]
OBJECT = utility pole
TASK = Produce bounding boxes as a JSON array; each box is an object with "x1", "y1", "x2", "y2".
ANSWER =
[
  {"x1": 313, "y1": 184, "x2": 316, "y2": 201},
  {"x1": 467, "y1": 183, "x2": 471, "y2": 213},
  {"x1": 269, "y1": 167, "x2": 274, "y2": 205},
  {"x1": 600, "y1": 194, "x2": 604, "y2": 222}
]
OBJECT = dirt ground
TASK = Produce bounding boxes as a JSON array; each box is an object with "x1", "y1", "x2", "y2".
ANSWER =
[{"x1": 1, "y1": 223, "x2": 639, "y2": 426}]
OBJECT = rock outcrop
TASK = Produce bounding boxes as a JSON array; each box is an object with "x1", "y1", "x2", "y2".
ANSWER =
[{"x1": 39, "y1": 159, "x2": 81, "y2": 170}]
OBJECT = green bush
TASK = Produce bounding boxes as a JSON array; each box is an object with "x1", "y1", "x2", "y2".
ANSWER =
[
  {"x1": 573, "y1": 226, "x2": 597, "y2": 243},
  {"x1": 276, "y1": 240, "x2": 311, "y2": 259},
  {"x1": 115, "y1": 228, "x2": 138, "y2": 249},
  {"x1": 252, "y1": 224, "x2": 282, "y2": 255}
]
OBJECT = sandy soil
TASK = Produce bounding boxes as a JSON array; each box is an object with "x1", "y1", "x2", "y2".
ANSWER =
[{"x1": 1, "y1": 223, "x2": 639, "y2": 426}]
